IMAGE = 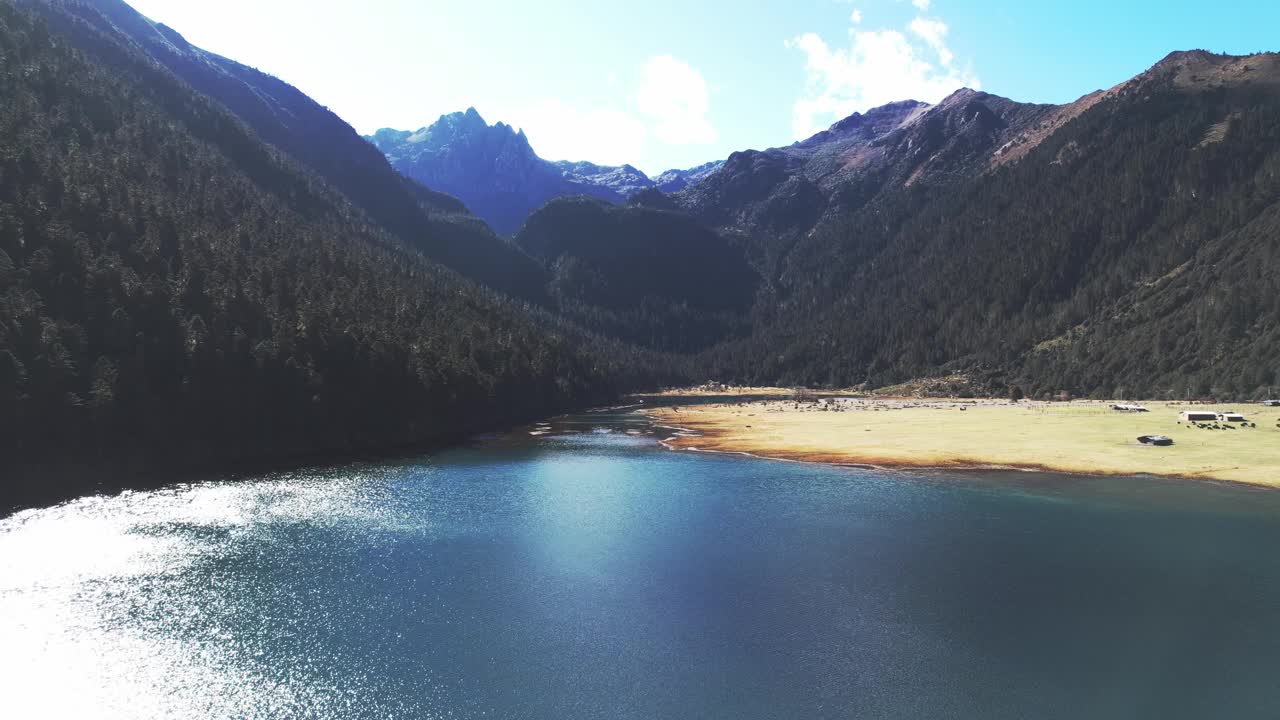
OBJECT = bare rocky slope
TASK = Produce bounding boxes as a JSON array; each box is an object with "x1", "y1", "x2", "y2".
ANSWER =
[{"x1": 369, "y1": 110, "x2": 720, "y2": 236}]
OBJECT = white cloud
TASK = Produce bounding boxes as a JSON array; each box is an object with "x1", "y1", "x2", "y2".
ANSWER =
[
  {"x1": 909, "y1": 17, "x2": 953, "y2": 66},
  {"x1": 787, "y1": 10, "x2": 978, "y2": 140},
  {"x1": 850, "y1": 9, "x2": 863, "y2": 23},
  {"x1": 912, "y1": 0, "x2": 932, "y2": 10},
  {"x1": 513, "y1": 101, "x2": 648, "y2": 166},
  {"x1": 635, "y1": 55, "x2": 718, "y2": 145},
  {"x1": 507, "y1": 55, "x2": 716, "y2": 168}
]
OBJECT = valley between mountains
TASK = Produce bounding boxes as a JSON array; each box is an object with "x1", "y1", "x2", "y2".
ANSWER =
[{"x1": 4, "y1": 0, "x2": 1280, "y2": 508}]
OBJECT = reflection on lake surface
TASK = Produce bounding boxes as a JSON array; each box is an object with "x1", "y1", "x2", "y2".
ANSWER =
[{"x1": 4, "y1": 408, "x2": 1280, "y2": 719}]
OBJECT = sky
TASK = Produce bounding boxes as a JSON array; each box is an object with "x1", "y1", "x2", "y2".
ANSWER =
[{"x1": 125, "y1": 0, "x2": 1280, "y2": 176}]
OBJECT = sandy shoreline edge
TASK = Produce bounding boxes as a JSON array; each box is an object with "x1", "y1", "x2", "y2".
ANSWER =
[{"x1": 641, "y1": 396, "x2": 1280, "y2": 489}]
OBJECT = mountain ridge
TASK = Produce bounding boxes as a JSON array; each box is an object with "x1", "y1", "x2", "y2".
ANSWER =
[
  {"x1": 6, "y1": 0, "x2": 1280, "y2": 514},
  {"x1": 367, "y1": 109, "x2": 720, "y2": 235},
  {"x1": 1, "y1": 0, "x2": 680, "y2": 509},
  {"x1": 505, "y1": 47, "x2": 1280, "y2": 398},
  {"x1": 28, "y1": 0, "x2": 550, "y2": 299}
]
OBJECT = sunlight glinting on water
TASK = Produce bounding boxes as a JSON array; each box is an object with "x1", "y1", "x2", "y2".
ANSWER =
[
  {"x1": 4, "y1": 413, "x2": 1280, "y2": 720},
  {"x1": 0, "y1": 472, "x2": 450, "y2": 719}
]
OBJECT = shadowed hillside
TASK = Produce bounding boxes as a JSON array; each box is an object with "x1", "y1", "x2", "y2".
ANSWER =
[
  {"x1": 28, "y1": 0, "x2": 550, "y2": 300},
  {"x1": 515, "y1": 197, "x2": 761, "y2": 353},
  {"x1": 0, "y1": 1, "x2": 681, "y2": 510},
  {"x1": 689, "y1": 51, "x2": 1280, "y2": 397}
]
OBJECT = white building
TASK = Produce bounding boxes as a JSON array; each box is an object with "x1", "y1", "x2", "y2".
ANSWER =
[{"x1": 1112, "y1": 404, "x2": 1149, "y2": 413}]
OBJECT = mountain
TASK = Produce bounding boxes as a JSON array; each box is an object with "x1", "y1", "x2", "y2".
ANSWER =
[
  {"x1": 551, "y1": 160, "x2": 654, "y2": 198},
  {"x1": 0, "y1": 0, "x2": 679, "y2": 510},
  {"x1": 530, "y1": 51, "x2": 1280, "y2": 399},
  {"x1": 28, "y1": 0, "x2": 548, "y2": 300},
  {"x1": 653, "y1": 161, "x2": 725, "y2": 193},
  {"x1": 669, "y1": 95, "x2": 1061, "y2": 282},
  {"x1": 368, "y1": 110, "x2": 717, "y2": 235},
  {"x1": 698, "y1": 51, "x2": 1280, "y2": 397},
  {"x1": 6, "y1": 0, "x2": 1280, "y2": 511},
  {"x1": 514, "y1": 197, "x2": 760, "y2": 353}
]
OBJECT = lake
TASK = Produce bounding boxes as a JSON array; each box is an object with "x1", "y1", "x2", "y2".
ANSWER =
[{"x1": 4, "y1": 407, "x2": 1280, "y2": 719}]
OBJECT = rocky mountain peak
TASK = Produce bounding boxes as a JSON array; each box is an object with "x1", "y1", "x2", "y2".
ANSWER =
[
  {"x1": 653, "y1": 160, "x2": 724, "y2": 193},
  {"x1": 1120, "y1": 50, "x2": 1280, "y2": 95},
  {"x1": 1153, "y1": 49, "x2": 1220, "y2": 71},
  {"x1": 367, "y1": 109, "x2": 723, "y2": 234},
  {"x1": 387, "y1": 109, "x2": 538, "y2": 168},
  {"x1": 370, "y1": 127, "x2": 411, "y2": 145},
  {"x1": 797, "y1": 99, "x2": 931, "y2": 149}
]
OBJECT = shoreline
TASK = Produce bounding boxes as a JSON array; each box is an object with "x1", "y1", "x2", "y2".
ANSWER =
[
  {"x1": 645, "y1": 397, "x2": 1280, "y2": 489},
  {"x1": 658, "y1": 425, "x2": 1260, "y2": 488},
  {"x1": 1, "y1": 397, "x2": 622, "y2": 518}
]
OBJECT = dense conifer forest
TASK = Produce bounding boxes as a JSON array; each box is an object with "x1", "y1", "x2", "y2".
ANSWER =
[
  {"x1": 0, "y1": 2, "x2": 677, "y2": 508},
  {"x1": 697, "y1": 73, "x2": 1280, "y2": 398},
  {"x1": 34, "y1": 0, "x2": 552, "y2": 302},
  {"x1": 515, "y1": 197, "x2": 760, "y2": 353}
]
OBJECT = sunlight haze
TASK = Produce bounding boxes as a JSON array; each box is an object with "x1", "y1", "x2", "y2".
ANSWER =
[{"x1": 123, "y1": 0, "x2": 1280, "y2": 174}]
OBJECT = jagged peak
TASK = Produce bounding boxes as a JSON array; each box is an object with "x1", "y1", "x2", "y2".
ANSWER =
[
  {"x1": 870, "y1": 99, "x2": 932, "y2": 114},
  {"x1": 935, "y1": 87, "x2": 1008, "y2": 109},
  {"x1": 438, "y1": 106, "x2": 486, "y2": 127},
  {"x1": 396, "y1": 107, "x2": 536, "y2": 150},
  {"x1": 793, "y1": 99, "x2": 932, "y2": 149},
  {"x1": 828, "y1": 99, "x2": 929, "y2": 133}
]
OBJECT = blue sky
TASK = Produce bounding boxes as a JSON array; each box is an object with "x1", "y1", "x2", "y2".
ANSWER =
[{"x1": 127, "y1": 0, "x2": 1280, "y2": 175}]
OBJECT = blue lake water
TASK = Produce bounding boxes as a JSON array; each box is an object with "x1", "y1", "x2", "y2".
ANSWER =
[{"x1": 3, "y1": 408, "x2": 1280, "y2": 718}]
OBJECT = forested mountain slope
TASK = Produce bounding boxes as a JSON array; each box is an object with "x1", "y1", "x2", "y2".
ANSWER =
[
  {"x1": 515, "y1": 197, "x2": 760, "y2": 353},
  {"x1": 0, "y1": 1, "x2": 676, "y2": 510},
  {"x1": 4, "y1": 0, "x2": 1278, "y2": 513},
  {"x1": 694, "y1": 51, "x2": 1280, "y2": 398},
  {"x1": 671, "y1": 94, "x2": 1065, "y2": 288},
  {"x1": 24, "y1": 0, "x2": 549, "y2": 300},
  {"x1": 508, "y1": 49, "x2": 1280, "y2": 399}
]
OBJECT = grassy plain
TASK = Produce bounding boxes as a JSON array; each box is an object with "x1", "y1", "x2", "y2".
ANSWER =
[
  {"x1": 635, "y1": 385, "x2": 860, "y2": 398},
  {"x1": 647, "y1": 398, "x2": 1280, "y2": 487}
]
